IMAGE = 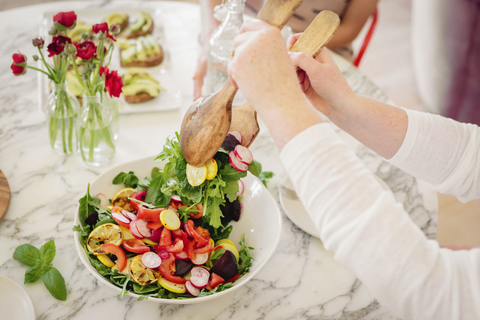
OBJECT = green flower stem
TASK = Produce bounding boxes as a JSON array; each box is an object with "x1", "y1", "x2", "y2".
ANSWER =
[
  {"x1": 25, "y1": 65, "x2": 50, "y2": 77},
  {"x1": 70, "y1": 57, "x2": 86, "y2": 92},
  {"x1": 38, "y1": 48, "x2": 55, "y2": 75},
  {"x1": 92, "y1": 101, "x2": 115, "y2": 150},
  {"x1": 60, "y1": 101, "x2": 66, "y2": 154}
]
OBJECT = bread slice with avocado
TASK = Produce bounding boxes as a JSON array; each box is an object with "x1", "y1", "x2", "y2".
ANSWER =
[
  {"x1": 105, "y1": 13, "x2": 129, "y2": 33},
  {"x1": 122, "y1": 68, "x2": 166, "y2": 104},
  {"x1": 119, "y1": 35, "x2": 164, "y2": 68},
  {"x1": 126, "y1": 11, "x2": 154, "y2": 39}
]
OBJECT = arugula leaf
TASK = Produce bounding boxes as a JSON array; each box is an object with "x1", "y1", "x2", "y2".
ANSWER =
[
  {"x1": 151, "y1": 167, "x2": 161, "y2": 179},
  {"x1": 224, "y1": 180, "x2": 239, "y2": 203},
  {"x1": 219, "y1": 165, "x2": 247, "y2": 182},
  {"x1": 198, "y1": 282, "x2": 233, "y2": 297},
  {"x1": 112, "y1": 171, "x2": 139, "y2": 188},
  {"x1": 43, "y1": 267, "x2": 67, "y2": 301},
  {"x1": 145, "y1": 175, "x2": 170, "y2": 207},
  {"x1": 238, "y1": 234, "x2": 254, "y2": 274},
  {"x1": 206, "y1": 196, "x2": 225, "y2": 229},
  {"x1": 137, "y1": 178, "x2": 150, "y2": 191},
  {"x1": 39, "y1": 240, "x2": 56, "y2": 265},
  {"x1": 259, "y1": 171, "x2": 275, "y2": 187},
  {"x1": 13, "y1": 244, "x2": 40, "y2": 267},
  {"x1": 78, "y1": 184, "x2": 97, "y2": 228},
  {"x1": 248, "y1": 161, "x2": 260, "y2": 177}
]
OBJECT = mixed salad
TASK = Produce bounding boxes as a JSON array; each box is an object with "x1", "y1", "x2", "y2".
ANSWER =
[{"x1": 74, "y1": 131, "x2": 273, "y2": 300}]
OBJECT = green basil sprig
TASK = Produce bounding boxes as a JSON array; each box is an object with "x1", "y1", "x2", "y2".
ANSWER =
[{"x1": 13, "y1": 240, "x2": 67, "y2": 301}]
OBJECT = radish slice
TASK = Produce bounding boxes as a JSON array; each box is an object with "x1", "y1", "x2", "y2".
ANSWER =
[
  {"x1": 189, "y1": 267, "x2": 210, "y2": 288},
  {"x1": 237, "y1": 179, "x2": 244, "y2": 198},
  {"x1": 129, "y1": 221, "x2": 144, "y2": 239},
  {"x1": 185, "y1": 280, "x2": 200, "y2": 297},
  {"x1": 141, "y1": 252, "x2": 162, "y2": 269},
  {"x1": 234, "y1": 145, "x2": 253, "y2": 164},
  {"x1": 135, "y1": 219, "x2": 152, "y2": 238},
  {"x1": 229, "y1": 151, "x2": 248, "y2": 172},
  {"x1": 157, "y1": 250, "x2": 170, "y2": 259},
  {"x1": 175, "y1": 251, "x2": 189, "y2": 260},
  {"x1": 229, "y1": 131, "x2": 242, "y2": 144},
  {"x1": 96, "y1": 193, "x2": 109, "y2": 209},
  {"x1": 191, "y1": 252, "x2": 209, "y2": 266},
  {"x1": 112, "y1": 211, "x2": 130, "y2": 224},
  {"x1": 171, "y1": 195, "x2": 182, "y2": 203},
  {"x1": 122, "y1": 210, "x2": 138, "y2": 222}
]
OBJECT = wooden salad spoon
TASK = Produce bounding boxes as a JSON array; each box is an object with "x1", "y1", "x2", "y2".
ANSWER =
[
  {"x1": 229, "y1": 10, "x2": 341, "y2": 147},
  {"x1": 180, "y1": 0, "x2": 304, "y2": 167}
]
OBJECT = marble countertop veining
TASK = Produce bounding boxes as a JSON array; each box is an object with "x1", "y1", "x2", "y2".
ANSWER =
[{"x1": 0, "y1": 1, "x2": 437, "y2": 319}]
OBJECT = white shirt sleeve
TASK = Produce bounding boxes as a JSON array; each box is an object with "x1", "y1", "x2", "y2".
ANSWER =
[
  {"x1": 388, "y1": 109, "x2": 480, "y2": 202},
  {"x1": 280, "y1": 123, "x2": 480, "y2": 320}
]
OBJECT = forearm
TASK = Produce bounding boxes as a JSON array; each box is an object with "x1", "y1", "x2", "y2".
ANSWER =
[
  {"x1": 199, "y1": 0, "x2": 222, "y2": 47},
  {"x1": 329, "y1": 94, "x2": 408, "y2": 159}
]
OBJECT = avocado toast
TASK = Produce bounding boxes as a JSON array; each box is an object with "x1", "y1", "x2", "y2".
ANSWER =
[
  {"x1": 119, "y1": 35, "x2": 164, "y2": 67},
  {"x1": 122, "y1": 68, "x2": 166, "y2": 103},
  {"x1": 126, "y1": 11, "x2": 154, "y2": 39}
]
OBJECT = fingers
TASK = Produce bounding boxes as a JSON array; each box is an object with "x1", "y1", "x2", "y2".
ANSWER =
[
  {"x1": 315, "y1": 48, "x2": 335, "y2": 64},
  {"x1": 289, "y1": 51, "x2": 323, "y2": 75},
  {"x1": 239, "y1": 19, "x2": 272, "y2": 34},
  {"x1": 287, "y1": 33, "x2": 302, "y2": 50}
]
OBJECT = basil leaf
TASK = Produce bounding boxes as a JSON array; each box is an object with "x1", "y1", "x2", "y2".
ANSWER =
[
  {"x1": 151, "y1": 167, "x2": 161, "y2": 179},
  {"x1": 247, "y1": 161, "x2": 260, "y2": 177},
  {"x1": 43, "y1": 267, "x2": 67, "y2": 301},
  {"x1": 145, "y1": 175, "x2": 170, "y2": 207},
  {"x1": 13, "y1": 244, "x2": 40, "y2": 267},
  {"x1": 220, "y1": 165, "x2": 247, "y2": 182},
  {"x1": 24, "y1": 262, "x2": 46, "y2": 284},
  {"x1": 112, "y1": 171, "x2": 139, "y2": 188},
  {"x1": 39, "y1": 240, "x2": 56, "y2": 265}
]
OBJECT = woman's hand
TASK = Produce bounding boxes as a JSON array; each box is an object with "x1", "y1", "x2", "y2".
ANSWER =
[
  {"x1": 228, "y1": 19, "x2": 304, "y2": 112},
  {"x1": 287, "y1": 33, "x2": 356, "y2": 120}
]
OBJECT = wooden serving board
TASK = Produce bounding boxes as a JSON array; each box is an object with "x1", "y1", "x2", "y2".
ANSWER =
[{"x1": 0, "y1": 169, "x2": 11, "y2": 222}]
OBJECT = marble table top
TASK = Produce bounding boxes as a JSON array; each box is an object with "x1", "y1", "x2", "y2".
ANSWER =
[{"x1": 0, "y1": 1, "x2": 438, "y2": 319}]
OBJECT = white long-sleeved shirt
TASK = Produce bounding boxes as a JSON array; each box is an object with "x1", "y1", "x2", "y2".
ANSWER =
[{"x1": 280, "y1": 109, "x2": 480, "y2": 320}]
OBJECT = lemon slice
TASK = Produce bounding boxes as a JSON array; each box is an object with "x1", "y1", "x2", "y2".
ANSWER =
[
  {"x1": 129, "y1": 255, "x2": 161, "y2": 286},
  {"x1": 87, "y1": 223, "x2": 123, "y2": 255},
  {"x1": 120, "y1": 226, "x2": 135, "y2": 240},
  {"x1": 186, "y1": 164, "x2": 207, "y2": 186},
  {"x1": 111, "y1": 187, "x2": 135, "y2": 208},
  {"x1": 160, "y1": 209, "x2": 181, "y2": 230},
  {"x1": 205, "y1": 159, "x2": 218, "y2": 180},
  {"x1": 142, "y1": 238, "x2": 159, "y2": 246},
  {"x1": 215, "y1": 239, "x2": 239, "y2": 261},
  {"x1": 97, "y1": 254, "x2": 115, "y2": 268},
  {"x1": 158, "y1": 277, "x2": 186, "y2": 293}
]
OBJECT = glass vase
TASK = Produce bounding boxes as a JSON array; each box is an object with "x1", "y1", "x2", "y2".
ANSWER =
[
  {"x1": 77, "y1": 92, "x2": 115, "y2": 167},
  {"x1": 101, "y1": 92, "x2": 119, "y2": 140},
  {"x1": 45, "y1": 82, "x2": 80, "y2": 155}
]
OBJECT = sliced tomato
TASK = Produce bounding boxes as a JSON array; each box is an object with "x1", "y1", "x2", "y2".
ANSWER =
[
  {"x1": 171, "y1": 228, "x2": 186, "y2": 240},
  {"x1": 159, "y1": 226, "x2": 172, "y2": 247},
  {"x1": 184, "y1": 238, "x2": 196, "y2": 261},
  {"x1": 159, "y1": 253, "x2": 186, "y2": 284},
  {"x1": 122, "y1": 239, "x2": 151, "y2": 254},
  {"x1": 209, "y1": 273, "x2": 225, "y2": 288},
  {"x1": 189, "y1": 204, "x2": 204, "y2": 219},
  {"x1": 129, "y1": 189, "x2": 147, "y2": 211},
  {"x1": 166, "y1": 238, "x2": 184, "y2": 253},
  {"x1": 101, "y1": 243, "x2": 127, "y2": 272},
  {"x1": 137, "y1": 206, "x2": 164, "y2": 222},
  {"x1": 147, "y1": 221, "x2": 163, "y2": 230},
  {"x1": 185, "y1": 220, "x2": 209, "y2": 248},
  {"x1": 195, "y1": 243, "x2": 213, "y2": 254}
]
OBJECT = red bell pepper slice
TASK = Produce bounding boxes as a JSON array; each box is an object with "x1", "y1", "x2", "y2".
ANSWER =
[
  {"x1": 137, "y1": 206, "x2": 164, "y2": 222},
  {"x1": 189, "y1": 204, "x2": 204, "y2": 219},
  {"x1": 101, "y1": 244, "x2": 127, "y2": 272},
  {"x1": 159, "y1": 253, "x2": 186, "y2": 284},
  {"x1": 166, "y1": 238, "x2": 184, "y2": 253},
  {"x1": 184, "y1": 237, "x2": 197, "y2": 261},
  {"x1": 185, "y1": 220, "x2": 209, "y2": 248},
  {"x1": 159, "y1": 227, "x2": 172, "y2": 247},
  {"x1": 122, "y1": 239, "x2": 150, "y2": 254},
  {"x1": 146, "y1": 221, "x2": 163, "y2": 230},
  {"x1": 195, "y1": 243, "x2": 214, "y2": 254}
]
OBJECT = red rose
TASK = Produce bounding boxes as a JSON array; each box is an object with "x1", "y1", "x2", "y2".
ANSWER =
[
  {"x1": 11, "y1": 53, "x2": 27, "y2": 76},
  {"x1": 53, "y1": 11, "x2": 77, "y2": 30},
  {"x1": 92, "y1": 22, "x2": 116, "y2": 42},
  {"x1": 100, "y1": 66, "x2": 123, "y2": 98},
  {"x1": 47, "y1": 35, "x2": 72, "y2": 57},
  {"x1": 74, "y1": 41, "x2": 97, "y2": 60}
]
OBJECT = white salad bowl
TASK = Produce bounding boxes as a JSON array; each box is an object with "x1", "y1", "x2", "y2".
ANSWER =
[{"x1": 73, "y1": 155, "x2": 282, "y2": 304}]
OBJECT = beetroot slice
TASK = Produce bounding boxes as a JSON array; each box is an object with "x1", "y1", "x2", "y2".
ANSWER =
[
  {"x1": 229, "y1": 152, "x2": 248, "y2": 172},
  {"x1": 210, "y1": 250, "x2": 238, "y2": 280},
  {"x1": 150, "y1": 228, "x2": 162, "y2": 243},
  {"x1": 221, "y1": 198, "x2": 241, "y2": 222},
  {"x1": 222, "y1": 134, "x2": 241, "y2": 152},
  {"x1": 185, "y1": 280, "x2": 200, "y2": 297},
  {"x1": 175, "y1": 259, "x2": 193, "y2": 277},
  {"x1": 234, "y1": 145, "x2": 253, "y2": 164}
]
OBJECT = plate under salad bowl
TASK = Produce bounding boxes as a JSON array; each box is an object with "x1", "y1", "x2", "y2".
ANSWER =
[{"x1": 73, "y1": 155, "x2": 282, "y2": 304}]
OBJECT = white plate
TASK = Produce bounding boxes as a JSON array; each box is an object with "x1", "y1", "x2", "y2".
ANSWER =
[
  {"x1": 73, "y1": 155, "x2": 282, "y2": 304},
  {"x1": 38, "y1": 8, "x2": 182, "y2": 114},
  {"x1": 0, "y1": 275, "x2": 36, "y2": 320},
  {"x1": 280, "y1": 174, "x2": 391, "y2": 238}
]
